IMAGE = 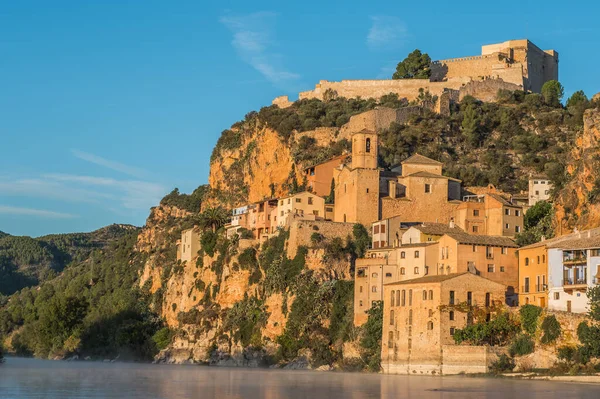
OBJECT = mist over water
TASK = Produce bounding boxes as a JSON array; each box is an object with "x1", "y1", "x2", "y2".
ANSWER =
[{"x1": 1, "y1": 358, "x2": 600, "y2": 399}]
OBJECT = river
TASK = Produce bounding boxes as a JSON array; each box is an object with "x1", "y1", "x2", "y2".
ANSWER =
[{"x1": 1, "y1": 357, "x2": 599, "y2": 398}]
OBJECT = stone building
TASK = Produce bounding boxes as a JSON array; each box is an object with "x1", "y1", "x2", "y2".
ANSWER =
[
  {"x1": 275, "y1": 191, "x2": 326, "y2": 228},
  {"x1": 435, "y1": 232, "x2": 519, "y2": 304},
  {"x1": 247, "y1": 199, "x2": 279, "y2": 241},
  {"x1": 529, "y1": 176, "x2": 552, "y2": 206},
  {"x1": 333, "y1": 130, "x2": 381, "y2": 226},
  {"x1": 401, "y1": 222, "x2": 464, "y2": 245},
  {"x1": 455, "y1": 190, "x2": 524, "y2": 237},
  {"x1": 353, "y1": 242, "x2": 439, "y2": 325},
  {"x1": 304, "y1": 154, "x2": 347, "y2": 197},
  {"x1": 380, "y1": 154, "x2": 462, "y2": 222},
  {"x1": 176, "y1": 228, "x2": 201, "y2": 264},
  {"x1": 381, "y1": 272, "x2": 506, "y2": 375},
  {"x1": 279, "y1": 39, "x2": 558, "y2": 107}
]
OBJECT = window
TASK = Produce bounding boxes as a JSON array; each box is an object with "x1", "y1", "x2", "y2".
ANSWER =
[
  {"x1": 554, "y1": 292, "x2": 560, "y2": 300},
  {"x1": 525, "y1": 258, "x2": 530, "y2": 266},
  {"x1": 365, "y1": 138, "x2": 371, "y2": 153},
  {"x1": 372, "y1": 286, "x2": 377, "y2": 293},
  {"x1": 524, "y1": 277, "x2": 530, "y2": 293},
  {"x1": 486, "y1": 246, "x2": 493, "y2": 259},
  {"x1": 487, "y1": 264, "x2": 495, "y2": 272},
  {"x1": 505, "y1": 209, "x2": 510, "y2": 216},
  {"x1": 400, "y1": 267, "x2": 406, "y2": 275},
  {"x1": 295, "y1": 198, "x2": 301, "y2": 203},
  {"x1": 401, "y1": 290, "x2": 406, "y2": 306},
  {"x1": 313, "y1": 210, "x2": 319, "y2": 216},
  {"x1": 425, "y1": 184, "x2": 431, "y2": 193},
  {"x1": 534, "y1": 180, "x2": 539, "y2": 185},
  {"x1": 501, "y1": 247, "x2": 507, "y2": 255},
  {"x1": 542, "y1": 254, "x2": 546, "y2": 262},
  {"x1": 450, "y1": 327, "x2": 455, "y2": 336},
  {"x1": 401, "y1": 251, "x2": 406, "y2": 259},
  {"x1": 414, "y1": 251, "x2": 420, "y2": 258},
  {"x1": 472, "y1": 226, "x2": 479, "y2": 233},
  {"x1": 429, "y1": 290, "x2": 433, "y2": 300},
  {"x1": 359, "y1": 286, "x2": 363, "y2": 293},
  {"x1": 485, "y1": 293, "x2": 491, "y2": 307},
  {"x1": 449, "y1": 311, "x2": 455, "y2": 321},
  {"x1": 388, "y1": 331, "x2": 394, "y2": 348},
  {"x1": 391, "y1": 291, "x2": 395, "y2": 306},
  {"x1": 516, "y1": 210, "x2": 521, "y2": 217},
  {"x1": 429, "y1": 309, "x2": 433, "y2": 317},
  {"x1": 423, "y1": 290, "x2": 427, "y2": 300},
  {"x1": 449, "y1": 291, "x2": 455, "y2": 305},
  {"x1": 473, "y1": 209, "x2": 480, "y2": 217},
  {"x1": 308, "y1": 197, "x2": 313, "y2": 205},
  {"x1": 414, "y1": 267, "x2": 419, "y2": 275},
  {"x1": 537, "y1": 256, "x2": 540, "y2": 264},
  {"x1": 408, "y1": 290, "x2": 413, "y2": 306},
  {"x1": 472, "y1": 245, "x2": 477, "y2": 252},
  {"x1": 515, "y1": 226, "x2": 521, "y2": 233},
  {"x1": 385, "y1": 272, "x2": 392, "y2": 278},
  {"x1": 374, "y1": 225, "x2": 380, "y2": 234},
  {"x1": 389, "y1": 310, "x2": 394, "y2": 325},
  {"x1": 505, "y1": 223, "x2": 510, "y2": 229},
  {"x1": 366, "y1": 188, "x2": 369, "y2": 193},
  {"x1": 409, "y1": 309, "x2": 413, "y2": 325},
  {"x1": 288, "y1": 199, "x2": 291, "y2": 204},
  {"x1": 535, "y1": 190, "x2": 539, "y2": 195},
  {"x1": 396, "y1": 290, "x2": 400, "y2": 305},
  {"x1": 280, "y1": 211, "x2": 284, "y2": 217},
  {"x1": 427, "y1": 321, "x2": 434, "y2": 330},
  {"x1": 381, "y1": 225, "x2": 386, "y2": 233},
  {"x1": 500, "y1": 266, "x2": 505, "y2": 272},
  {"x1": 467, "y1": 292, "x2": 472, "y2": 305},
  {"x1": 372, "y1": 273, "x2": 378, "y2": 278},
  {"x1": 545, "y1": 190, "x2": 549, "y2": 195}
]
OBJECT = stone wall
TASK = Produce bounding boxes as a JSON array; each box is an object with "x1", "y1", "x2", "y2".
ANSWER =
[
  {"x1": 295, "y1": 127, "x2": 339, "y2": 146},
  {"x1": 441, "y1": 345, "x2": 503, "y2": 375},
  {"x1": 287, "y1": 219, "x2": 355, "y2": 258},
  {"x1": 459, "y1": 78, "x2": 523, "y2": 103},
  {"x1": 381, "y1": 197, "x2": 461, "y2": 223},
  {"x1": 272, "y1": 95, "x2": 293, "y2": 108}
]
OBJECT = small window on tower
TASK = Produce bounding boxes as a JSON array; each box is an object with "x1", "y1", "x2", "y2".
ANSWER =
[
  {"x1": 365, "y1": 138, "x2": 371, "y2": 153},
  {"x1": 425, "y1": 184, "x2": 431, "y2": 193}
]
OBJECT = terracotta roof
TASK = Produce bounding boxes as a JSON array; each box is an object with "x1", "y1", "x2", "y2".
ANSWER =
[
  {"x1": 548, "y1": 234, "x2": 600, "y2": 250},
  {"x1": 404, "y1": 171, "x2": 462, "y2": 182},
  {"x1": 398, "y1": 242, "x2": 438, "y2": 248},
  {"x1": 384, "y1": 272, "x2": 506, "y2": 287},
  {"x1": 412, "y1": 222, "x2": 464, "y2": 236},
  {"x1": 444, "y1": 232, "x2": 518, "y2": 248},
  {"x1": 402, "y1": 153, "x2": 443, "y2": 166},
  {"x1": 488, "y1": 193, "x2": 515, "y2": 207},
  {"x1": 519, "y1": 228, "x2": 600, "y2": 251}
]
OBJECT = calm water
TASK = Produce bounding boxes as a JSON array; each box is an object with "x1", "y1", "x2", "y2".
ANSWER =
[{"x1": 1, "y1": 357, "x2": 600, "y2": 398}]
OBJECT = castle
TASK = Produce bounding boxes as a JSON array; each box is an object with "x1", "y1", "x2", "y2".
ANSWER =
[{"x1": 273, "y1": 39, "x2": 558, "y2": 108}]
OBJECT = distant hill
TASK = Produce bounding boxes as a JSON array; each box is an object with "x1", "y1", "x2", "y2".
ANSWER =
[{"x1": 0, "y1": 224, "x2": 139, "y2": 296}]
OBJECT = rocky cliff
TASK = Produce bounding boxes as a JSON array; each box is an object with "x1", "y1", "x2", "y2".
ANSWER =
[{"x1": 555, "y1": 104, "x2": 600, "y2": 232}]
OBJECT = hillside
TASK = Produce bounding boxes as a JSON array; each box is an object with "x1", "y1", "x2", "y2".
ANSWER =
[{"x1": 0, "y1": 224, "x2": 138, "y2": 296}]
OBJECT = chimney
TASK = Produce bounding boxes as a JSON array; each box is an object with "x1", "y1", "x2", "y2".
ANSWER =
[
  {"x1": 449, "y1": 218, "x2": 455, "y2": 229},
  {"x1": 389, "y1": 180, "x2": 397, "y2": 199},
  {"x1": 541, "y1": 236, "x2": 546, "y2": 242}
]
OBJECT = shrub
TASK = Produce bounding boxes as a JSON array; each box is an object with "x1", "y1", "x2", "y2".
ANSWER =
[
  {"x1": 237, "y1": 228, "x2": 254, "y2": 240},
  {"x1": 360, "y1": 301, "x2": 383, "y2": 372},
  {"x1": 490, "y1": 354, "x2": 515, "y2": 374},
  {"x1": 200, "y1": 231, "x2": 218, "y2": 257},
  {"x1": 540, "y1": 315, "x2": 561, "y2": 344},
  {"x1": 519, "y1": 304, "x2": 542, "y2": 335},
  {"x1": 152, "y1": 327, "x2": 172, "y2": 350},
  {"x1": 557, "y1": 345, "x2": 578, "y2": 363},
  {"x1": 509, "y1": 334, "x2": 535, "y2": 357},
  {"x1": 310, "y1": 232, "x2": 325, "y2": 245}
]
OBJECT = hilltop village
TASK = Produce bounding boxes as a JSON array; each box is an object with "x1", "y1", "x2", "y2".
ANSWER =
[{"x1": 169, "y1": 39, "x2": 600, "y2": 374}]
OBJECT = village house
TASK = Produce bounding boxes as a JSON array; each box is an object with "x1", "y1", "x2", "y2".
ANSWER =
[
  {"x1": 517, "y1": 240, "x2": 550, "y2": 307},
  {"x1": 353, "y1": 242, "x2": 439, "y2": 325},
  {"x1": 547, "y1": 232, "x2": 600, "y2": 313},
  {"x1": 247, "y1": 199, "x2": 278, "y2": 241},
  {"x1": 304, "y1": 154, "x2": 347, "y2": 197},
  {"x1": 381, "y1": 272, "x2": 506, "y2": 375},
  {"x1": 276, "y1": 191, "x2": 326, "y2": 228},
  {"x1": 529, "y1": 176, "x2": 553, "y2": 206},
  {"x1": 454, "y1": 189, "x2": 524, "y2": 237},
  {"x1": 435, "y1": 232, "x2": 519, "y2": 304},
  {"x1": 225, "y1": 205, "x2": 250, "y2": 238},
  {"x1": 401, "y1": 221, "x2": 464, "y2": 245},
  {"x1": 176, "y1": 228, "x2": 200, "y2": 264}
]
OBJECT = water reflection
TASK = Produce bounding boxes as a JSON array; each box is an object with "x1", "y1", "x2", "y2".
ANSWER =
[{"x1": 0, "y1": 357, "x2": 599, "y2": 399}]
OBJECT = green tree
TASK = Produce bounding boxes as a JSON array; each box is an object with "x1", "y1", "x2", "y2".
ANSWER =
[
  {"x1": 461, "y1": 104, "x2": 481, "y2": 147},
  {"x1": 352, "y1": 224, "x2": 370, "y2": 259},
  {"x1": 200, "y1": 207, "x2": 229, "y2": 233},
  {"x1": 392, "y1": 50, "x2": 431, "y2": 79},
  {"x1": 325, "y1": 178, "x2": 335, "y2": 204},
  {"x1": 566, "y1": 90, "x2": 588, "y2": 108},
  {"x1": 360, "y1": 301, "x2": 383, "y2": 371},
  {"x1": 541, "y1": 80, "x2": 564, "y2": 107}
]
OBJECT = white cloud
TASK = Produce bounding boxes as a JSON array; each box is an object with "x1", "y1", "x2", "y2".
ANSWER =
[
  {"x1": 0, "y1": 178, "x2": 115, "y2": 203},
  {"x1": 220, "y1": 11, "x2": 300, "y2": 87},
  {"x1": 71, "y1": 149, "x2": 146, "y2": 178},
  {"x1": 0, "y1": 205, "x2": 76, "y2": 219},
  {"x1": 367, "y1": 16, "x2": 409, "y2": 50}
]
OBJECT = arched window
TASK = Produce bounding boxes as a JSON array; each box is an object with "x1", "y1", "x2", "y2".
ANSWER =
[
  {"x1": 401, "y1": 290, "x2": 406, "y2": 306},
  {"x1": 400, "y1": 267, "x2": 406, "y2": 275},
  {"x1": 427, "y1": 321, "x2": 434, "y2": 330},
  {"x1": 423, "y1": 290, "x2": 427, "y2": 300},
  {"x1": 388, "y1": 331, "x2": 394, "y2": 348},
  {"x1": 396, "y1": 290, "x2": 400, "y2": 305},
  {"x1": 401, "y1": 251, "x2": 406, "y2": 259},
  {"x1": 428, "y1": 290, "x2": 433, "y2": 300},
  {"x1": 414, "y1": 267, "x2": 419, "y2": 275},
  {"x1": 391, "y1": 290, "x2": 395, "y2": 307},
  {"x1": 372, "y1": 286, "x2": 377, "y2": 293},
  {"x1": 408, "y1": 289, "x2": 413, "y2": 306},
  {"x1": 390, "y1": 310, "x2": 395, "y2": 325},
  {"x1": 366, "y1": 138, "x2": 371, "y2": 153}
]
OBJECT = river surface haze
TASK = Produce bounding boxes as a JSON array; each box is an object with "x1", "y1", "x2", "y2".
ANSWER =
[{"x1": 1, "y1": 357, "x2": 600, "y2": 398}]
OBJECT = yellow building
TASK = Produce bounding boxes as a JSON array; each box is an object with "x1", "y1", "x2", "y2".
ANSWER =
[
  {"x1": 276, "y1": 191, "x2": 326, "y2": 228},
  {"x1": 517, "y1": 241, "x2": 549, "y2": 307},
  {"x1": 176, "y1": 228, "x2": 201, "y2": 263},
  {"x1": 381, "y1": 272, "x2": 506, "y2": 375},
  {"x1": 401, "y1": 222, "x2": 464, "y2": 245},
  {"x1": 455, "y1": 189, "x2": 524, "y2": 237}
]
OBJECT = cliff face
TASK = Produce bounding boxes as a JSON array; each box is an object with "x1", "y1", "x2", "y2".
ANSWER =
[{"x1": 555, "y1": 106, "x2": 600, "y2": 233}]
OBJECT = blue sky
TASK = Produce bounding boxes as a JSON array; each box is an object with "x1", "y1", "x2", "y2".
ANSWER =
[{"x1": 1, "y1": 0, "x2": 598, "y2": 237}]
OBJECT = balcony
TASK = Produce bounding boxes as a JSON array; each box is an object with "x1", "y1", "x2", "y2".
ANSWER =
[
  {"x1": 563, "y1": 278, "x2": 588, "y2": 290},
  {"x1": 535, "y1": 284, "x2": 548, "y2": 292},
  {"x1": 563, "y1": 251, "x2": 587, "y2": 265}
]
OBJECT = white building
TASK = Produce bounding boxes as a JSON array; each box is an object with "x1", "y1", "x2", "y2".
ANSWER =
[
  {"x1": 547, "y1": 234, "x2": 600, "y2": 313},
  {"x1": 529, "y1": 177, "x2": 552, "y2": 206},
  {"x1": 231, "y1": 205, "x2": 249, "y2": 227}
]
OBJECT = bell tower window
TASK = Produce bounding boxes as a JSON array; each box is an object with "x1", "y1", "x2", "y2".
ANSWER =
[{"x1": 366, "y1": 138, "x2": 371, "y2": 153}]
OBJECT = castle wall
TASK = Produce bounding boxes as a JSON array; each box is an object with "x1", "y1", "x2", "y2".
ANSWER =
[
  {"x1": 381, "y1": 196, "x2": 460, "y2": 224},
  {"x1": 459, "y1": 78, "x2": 523, "y2": 102},
  {"x1": 295, "y1": 127, "x2": 339, "y2": 147},
  {"x1": 287, "y1": 219, "x2": 355, "y2": 258},
  {"x1": 338, "y1": 107, "x2": 422, "y2": 140}
]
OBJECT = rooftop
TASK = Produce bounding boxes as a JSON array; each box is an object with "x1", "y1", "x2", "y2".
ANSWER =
[
  {"x1": 402, "y1": 153, "x2": 443, "y2": 166},
  {"x1": 444, "y1": 232, "x2": 518, "y2": 248},
  {"x1": 411, "y1": 222, "x2": 464, "y2": 236},
  {"x1": 519, "y1": 228, "x2": 600, "y2": 251},
  {"x1": 385, "y1": 271, "x2": 506, "y2": 287},
  {"x1": 404, "y1": 170, "x2": 461, "y2": 182}
]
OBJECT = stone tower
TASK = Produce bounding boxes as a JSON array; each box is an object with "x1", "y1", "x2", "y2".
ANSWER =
[{"x1": 351, "y1": 130, "x2": 378, "y2": 169}]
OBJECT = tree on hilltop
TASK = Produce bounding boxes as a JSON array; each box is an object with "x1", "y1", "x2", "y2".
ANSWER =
[
  {"x1": 392, "y1": 50, "x2": 431, "y2": 79},
  {"x1": 541, "y1": 80, "x2": 564, "y2": 107}
]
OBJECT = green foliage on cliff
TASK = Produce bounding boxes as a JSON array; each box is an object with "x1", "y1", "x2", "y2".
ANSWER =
[
  {"x1": 516, "y1": 201, "x2": 555, "y2": 246},
  {"x1": 540, "y1": 315, "x2": 561, "y2": 344},
  {"x1": 509, "y1": 334, "x2": 535, "y2": 357},
  {"x1": 224, "y1": 295, "x2": 268, "y2": 348},
  {"x1": 360, "y1": 301, "x2": 383, "y2": 372},
  {"x1": 453, "y1": 312, "x2": 520, "y2": 346},
  {"x1": 160, "y1": 185, "x2": 210, "y2": 213},
  {"x1": 392, "y1": 49, "x2": 431, "y2": 79},
  {"x1": 519, "y1": 304, "x2": 543, "y2": 335},
  {"x1": 0, "y1": 231, "x2": 163, "y2": 360},
  {"x1": 541, "y1": 80, "x2": 564, "y2": 107}
]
